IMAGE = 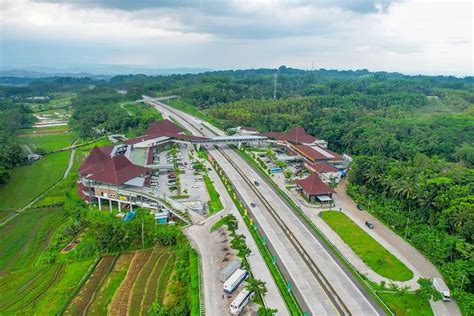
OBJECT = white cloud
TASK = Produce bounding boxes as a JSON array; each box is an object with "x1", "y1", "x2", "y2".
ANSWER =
[{"x1": 0, "y1": 0, "x2": 472, "y2": 75}]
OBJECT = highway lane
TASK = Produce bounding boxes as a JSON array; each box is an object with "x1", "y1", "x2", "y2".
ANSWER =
[
  {"x1": 149, "y1": 99, "x2": 384, "y2": 315},
  {"x1": 148, "y1": 99, "x2": 290, "y2": 315}
]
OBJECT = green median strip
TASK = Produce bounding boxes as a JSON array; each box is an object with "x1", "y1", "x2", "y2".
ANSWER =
[
  {"x1": 320, "y1": 211, "x2": 413, "y2": 281},
  {"x1": 203, "y1": 175, "x2": 224, "y2": 214}
]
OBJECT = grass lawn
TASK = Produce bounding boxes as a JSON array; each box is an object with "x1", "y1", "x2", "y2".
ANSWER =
[
  {"x1": 18, "y1": 132, "x2": 75, "y2": 152},
  {"x1": 0, "y1": 151, "x2": 70, "y2": 210},
  {"x1": 0, "y1": 208, "x2": 65, "y2": 273},
  {"x1": 379, "y1": 292, "x2": 433, "y2": 316},
  {"x1": 320, "y1": 211, "x2": 413, "y2": 281},
  {"x1": 203, "y1": 175, "x2": 223, "y2": 214}
]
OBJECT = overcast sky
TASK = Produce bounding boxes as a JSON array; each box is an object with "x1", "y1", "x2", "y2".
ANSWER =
[{"x1": 0, "y1": 0, "x2": 472, "y2": 76}]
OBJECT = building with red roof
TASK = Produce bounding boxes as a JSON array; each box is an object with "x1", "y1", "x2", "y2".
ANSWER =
[
  {"x1": 79, "y1": 146, "x2": 111, "y2": 175},
  {"x1": 294, "y1": 173, "x2": 335, "y2": 205},
  {"x1": 305, "y1": 162, "x2": 341, "y2": 184},
  {"x1": 88, "y1": 155, "x2": 149, "y2": 186},
  {"x1": 278, "y1": 127, "x2": 316, "y2": 144}
]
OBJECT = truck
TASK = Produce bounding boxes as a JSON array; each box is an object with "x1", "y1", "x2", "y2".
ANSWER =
[
  {"x1": 219, "y1": 260, "x2": 241, "y2": 282},
  {"x1": 433, "y1": 277, "x2": 451, "y2": 302}
]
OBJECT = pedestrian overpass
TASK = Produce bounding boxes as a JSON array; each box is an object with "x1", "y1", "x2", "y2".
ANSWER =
[{"x1": 175, "y1": 135, "x2": 268, "y2": 149}]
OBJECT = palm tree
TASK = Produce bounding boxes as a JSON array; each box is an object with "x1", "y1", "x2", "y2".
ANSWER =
[
  {"x1": 258, "y1": 306, "x2": 278, "y2": 316},
  {"x1": 245, "y1": 278, "x2": 267, "y2": 297}
]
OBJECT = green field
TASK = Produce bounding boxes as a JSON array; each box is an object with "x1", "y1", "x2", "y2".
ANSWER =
[
  {"x1": 203, "y1": 175, "x2": 224, "y2": 214},
  {"x1": 320, "y1": 211, "x2": 413, "y2": 281},
  {"x1": 0, "y1": 151, "x2": 70, "y2": 210},
  {"x1": 20, "y1": 259, "x2": 95, "y2": 315},
  {"x1": 379, "y1": 292, "x2": 433, "y2": 316},
  {"x1": 0, "y1": 208, "x2": 65, "y2": 273},
  {"x1": 18, "y1": 132, "x2": 75, "y2": 152}
]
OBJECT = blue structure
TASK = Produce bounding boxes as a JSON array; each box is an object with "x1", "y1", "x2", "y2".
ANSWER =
[
  {"x1": 271, "y1": 167, "x2": 282, "y2": 173},
  {"x1": 155, "y1": 210, "x2": 170, "y2": 224},
  {"x1": 123, "y1": 210, "x2": 137, "y2": 222}
]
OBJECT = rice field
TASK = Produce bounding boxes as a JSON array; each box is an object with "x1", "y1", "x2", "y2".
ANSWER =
[
  {"x1": 65, "y1": 246, "x2": 175, "y2": 316},
  {"x1": 18, "y1": 132, "x2": 75, "y2": 152},
  {"x1": 0, "y1": 151, "x2": 70, "y2": 210},
  {"x1": 0, "y1": 208, "x2": 65, "y2": 273}
]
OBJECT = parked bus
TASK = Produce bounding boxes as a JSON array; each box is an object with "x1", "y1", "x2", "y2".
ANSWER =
[
  {"x1": 230, "y1": 289, "x2": 254, "y2": 314},
  {"x1": 223, "y1": 269, "x2": 247, "y2": 293}
]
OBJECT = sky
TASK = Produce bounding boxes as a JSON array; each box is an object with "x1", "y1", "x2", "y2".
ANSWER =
[{"x1": 0, "y1": 0, "x2": 472, "y2": 76}]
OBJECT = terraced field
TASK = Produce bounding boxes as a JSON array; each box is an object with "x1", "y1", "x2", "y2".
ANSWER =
[
  {"x1": 88, "y1": 253, "x2": 135, "y2": 316},
  {"x1": 69, "y1": 246, "x2": 176, "y2": 316},
  {"x1": 0, "y1": 208, "x2": 64, "y2": 273},
  {"x1": 64, "y1": 255, "x2": 117, "y2": 315},
  {"x1": 0, "y1": 264, "x2": 64, "y2": 313}
]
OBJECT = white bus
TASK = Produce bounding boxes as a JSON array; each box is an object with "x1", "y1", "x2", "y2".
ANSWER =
[
  {"x1": 230, "y1": 289, "x2": 254, "y2": 314},
  {"x1": 223, "y1": 269, "x2": 247, "y2": 293}
]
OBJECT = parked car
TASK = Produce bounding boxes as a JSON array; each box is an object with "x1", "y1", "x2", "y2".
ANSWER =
[
  {"x1": 254, "y1": 181, "x2": 259, "y2": 186},
  {"x1": 250, "y1": 203, "x2": 256, "y2": 207},
  {"x1": 357, "y1": 204, "x2": 363, "y2": 211},
  {"x1": 365, "y1": 221, "x2": 374, "y2": 229}
]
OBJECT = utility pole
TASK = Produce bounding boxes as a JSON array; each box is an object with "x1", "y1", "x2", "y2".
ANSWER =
[{"x1": 273, "y1": 73, "x2": 277, "y2": 100}]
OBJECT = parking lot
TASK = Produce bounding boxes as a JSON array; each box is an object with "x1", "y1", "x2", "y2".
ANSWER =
[{"x1": 150, "y1": 145, "x2": 210, "y2": 214}]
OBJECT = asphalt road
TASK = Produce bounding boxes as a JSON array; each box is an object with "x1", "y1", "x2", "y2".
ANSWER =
[{"x1": 151, "y1": 99, "x2": 382, "y2": 315}]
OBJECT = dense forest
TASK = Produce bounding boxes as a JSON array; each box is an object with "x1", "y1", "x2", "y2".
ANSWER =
[{"x1": 1, "y1": 67, "x2": 472, "y2": 313}]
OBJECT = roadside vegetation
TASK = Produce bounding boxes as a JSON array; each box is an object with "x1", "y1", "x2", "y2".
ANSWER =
[
  {"x1": 320, "y1": 211, "x2": 413, "y2": 281},
  {"x1": 203, "y1": 175, "x2": 224, "y2": 214}
]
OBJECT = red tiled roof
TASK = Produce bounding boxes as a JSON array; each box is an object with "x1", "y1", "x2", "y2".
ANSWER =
[
  {"x1": 79, "y1": 146, "x2": 110, "y2": 175},
  {"x1": 259, "y1": 131, "x2": 284, "y2": 139},
  {"x1": 98, "y1": 145, "x2": 114, "y2": 155},
  {"x1": 145, "y1": 119, "x2": 184, "y2": 136},
  {"x1": 295, "y1": 173, "x2": 335, "y2": 196},
  {"x1": 278, "y1": 127, "x2": 316, "y2": 144},
  {"x1": 306, "y1": 162, "x2": 339, "y2": 173},
  {"x1": 88, "y1": 155, "x2": 150, "y2": 185},
  {"x1": 293, "y1": 144, "x2": 332, "y2": 161}
]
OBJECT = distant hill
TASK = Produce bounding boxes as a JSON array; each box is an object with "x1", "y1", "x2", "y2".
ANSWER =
[{"x1": 0, "y1": 65, "x2": 213, "y2": 79}]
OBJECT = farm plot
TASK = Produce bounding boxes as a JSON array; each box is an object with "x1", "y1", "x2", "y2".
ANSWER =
[
  {"x1": 88, "y1": 253, "x2": 135, "y2": 316},
  {"x1": 108, "y1": 249, "x2": 153, "y2": 315},
  {"x1": 0, "y1": 151, "x2": 70, "y2": 210},
  {"x1": 0, "y1": 208, "x2": 64, "y2": 273},
  {"x1": 64, "y1": 255, "x2": 117, "y2": 316},
  {"x1": 28, "y1": 258, "x2": 96, "y2": 315},
  {"x1": 109, "y1": 246, "x2": 175, "y2": 316},
  {"x1": 18, "y1": 132, "x2": 75, "y2": 152},
  {"x1": 0, "y1": 264, "x2": 64, "y2": 313},
  {"x1": 128, "y1": 247, "x2": 174, "y2": 315}
]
